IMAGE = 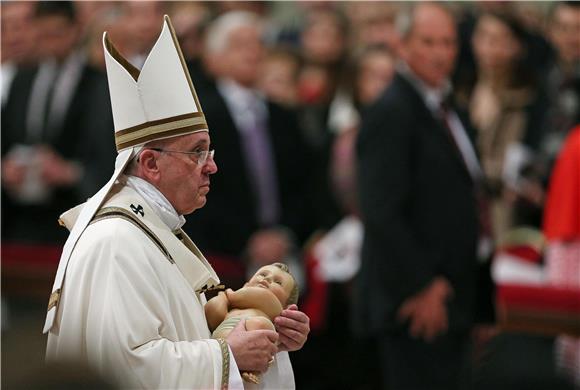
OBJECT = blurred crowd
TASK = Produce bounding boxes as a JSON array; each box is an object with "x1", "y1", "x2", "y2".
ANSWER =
[{"x1": 1, "y1": 1, "x2": 579, "y2": 389}]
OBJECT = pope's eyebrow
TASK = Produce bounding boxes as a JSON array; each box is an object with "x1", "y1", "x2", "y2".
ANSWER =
[{"x1": 190, "y1": 139, "x2": 209, "y2": 151}]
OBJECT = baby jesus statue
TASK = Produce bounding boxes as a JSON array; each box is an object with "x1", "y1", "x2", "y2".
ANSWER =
[{"x1": 205, "y1": 262, "x2": 299, "y2": 384}]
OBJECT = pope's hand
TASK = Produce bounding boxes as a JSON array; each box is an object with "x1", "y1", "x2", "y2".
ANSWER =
[
  {"x1": 274, "y1": 304, "x2": 310, "y2": 352},
  {"x1": 227, "y1": 319, "x2": 279, "y2": 372}
]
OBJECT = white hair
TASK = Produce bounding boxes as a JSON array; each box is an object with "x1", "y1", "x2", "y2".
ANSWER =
[
  {"x1": 205, "y1": 11, "x2": 262, "y2": 54},
  {"x1": 395, "y1": 4, "x2": 414, "y2": 39},
  {"x1": 395, "y1": 3, "x2": 455, "y2": 40}
]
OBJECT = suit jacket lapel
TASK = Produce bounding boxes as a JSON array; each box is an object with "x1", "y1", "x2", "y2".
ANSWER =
[{"x1": 396, "y1": 74, "x2": 474, "y2": 182}]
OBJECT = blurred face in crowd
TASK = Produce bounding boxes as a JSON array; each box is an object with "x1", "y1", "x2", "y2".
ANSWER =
[
  {"x1": 1, "y1": 2, "x2": 36, "y2": 64},
  {"x1": 350, "y1": 2, "x2": 400, "y2": 52},
  {"x1": 36, "y1": 14, "x2": 78, "y2": 62},
  {"x1": 400, "y1": 4, "x2": 457, "y2": 88},
  {"x1": 124, "y1": 1, "x2": 165, "y2": 55},
  {"x1": 357, "y1": 50, "x2": 395, "y2": 105},
  {"x1": 170, "y1": 3, "x2": 210, "y2": 61},
  {"x1": 302, "y1": 12, "x2": 345, "y2": 65},
  {"x1": 259, "y1": 54, "x2": 299, "y2": 106},
  {"x1": 472, "y1": 14, "x2": 522, "y2": 74},
  {"x1": 550, "y1": 4, "x2": 580, "y2": 65},
  {"x1": 222, "y1": 24, "x2": 264, "y2": 87},
  {"x1": 87, "y1": 15, "x2": 130, "y2": 71},
  {"x1": 141, "y1": 132, "x2": 218, "y2": 215}
]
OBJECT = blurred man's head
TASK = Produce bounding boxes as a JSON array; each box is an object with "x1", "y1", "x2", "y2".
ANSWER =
[
  {"x1": 398, "y1": 3, "x2": 458, "y2": 88},
  {"x1": 1, "y1": 1, "x2": 36, "y2": 64},
  {"x1": 549, "y1": 2, "x2": 580, "y2": 66},
  {"x1": 35, "y1": 1, "x2": 79, "y2": 62},
  {"x1": 122, "y1": 1, "x2": 166, "y2": 56},
  {"x1": 206, "y1": 11, "x2": 264, "y2": 87}
]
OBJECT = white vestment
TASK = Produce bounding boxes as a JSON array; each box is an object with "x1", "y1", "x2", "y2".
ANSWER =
[{"x1": 46, "y1": 179, "x2": 295, "y2": 389}]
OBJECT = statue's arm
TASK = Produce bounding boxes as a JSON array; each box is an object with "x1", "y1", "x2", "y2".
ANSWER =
[
  {"x1": 204, "y1": 291, "x2": 230, "y2": 332},
  {"x1": 226, "y1": 287, "x2": 283, "y2": 320}
]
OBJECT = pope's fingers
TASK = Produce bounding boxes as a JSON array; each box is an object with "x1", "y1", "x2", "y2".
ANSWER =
[
  {"x1": 277, "y1": 326, "x2": 305, "y2": 343},
  {"x1": 278, "y1": 330, "x2": 305, "y2": 349},
  {"x1": 275, "y1": 313, "x2": 310, "y2": 334},
  {"x1": 279, "y1": 307, "x2": 309, "y2": 323},
  {"x1": 252, "y1": 329, "x2": 279, "y2": 344},
  {"x1": 278, "y1": 335, "x2": 306, "y2": 352}
]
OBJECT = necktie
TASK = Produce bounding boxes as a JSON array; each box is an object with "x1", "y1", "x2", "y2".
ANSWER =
[
  {"x1": 239, "y1": 102, "x2": 280, "y2": 226},
  {"x1": 41, "y1": 73, "x2": 59, "y2": 141},
  {"x1": 26, "y1": 62, "x2": 59, "y2": 143},
  {"x1": 439, "y1": 101, "x2": 469, "y2": 172}
]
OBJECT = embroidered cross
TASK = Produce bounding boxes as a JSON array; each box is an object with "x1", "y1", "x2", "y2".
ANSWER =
[{"x1": 130, "y1": 204, "x2": 144, "y2": 217}]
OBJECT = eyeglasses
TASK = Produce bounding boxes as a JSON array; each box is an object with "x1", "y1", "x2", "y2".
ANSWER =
[{"x1": 149, "y1": 148, "x2": 215, "y2": 165}]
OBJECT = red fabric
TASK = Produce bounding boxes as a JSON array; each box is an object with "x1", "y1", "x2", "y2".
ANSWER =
[
  {"x1": 300, "y1": 251, "x2": 328, "y2": 332},
  {"x1": 1, "y1": 243, "x2": 62, "y2": 266},
  {"x1": 500, "y1": 245, "x2": 542, "y2": 263},
  {"x1": 497, "y1": 284, "x2": 580, "y2": 313},
  {"x1": 203, "y1": 253, "x2": 246, "y2": 289},
  {"x1": 543, "y1": 126, "x2": 580, "y2": 241}
]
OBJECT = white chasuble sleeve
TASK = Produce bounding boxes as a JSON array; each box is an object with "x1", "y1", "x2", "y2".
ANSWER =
[{"x1": 47, "y1": 219, "x2": 238, "y2": 389}]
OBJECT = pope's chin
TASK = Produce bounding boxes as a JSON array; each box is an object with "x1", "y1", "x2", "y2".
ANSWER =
[{"x1": 180, "y1": 197, "x2": 207, "y2": 215}]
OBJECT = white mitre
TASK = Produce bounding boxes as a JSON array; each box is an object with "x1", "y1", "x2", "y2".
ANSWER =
[{"x1": 43, "y1": 15, "x2": 209, "y2": 333}]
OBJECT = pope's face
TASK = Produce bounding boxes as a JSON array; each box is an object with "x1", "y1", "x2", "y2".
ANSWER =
[
  {"x1": 156, "y1": 132, "x2": 218, "y2": 215},
  {"x1": 246, "y1": 265, "x2": 294, "y2": 307}
]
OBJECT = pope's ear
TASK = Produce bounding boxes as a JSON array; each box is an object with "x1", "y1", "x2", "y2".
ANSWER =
[{"x1": 139, "y1": 149, "x2": 160, "y2": 176}]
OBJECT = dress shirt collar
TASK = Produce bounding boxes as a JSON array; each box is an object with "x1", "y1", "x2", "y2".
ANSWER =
[
  {"x1": 216, "y1": 78, "x2": 267, "y2": 125},
  {"x1": 397, "y1": 61, "x2": 452, "y2": 113},
  {"x1": 125, "y1": 175, "x2": 186, "y2": 231}
]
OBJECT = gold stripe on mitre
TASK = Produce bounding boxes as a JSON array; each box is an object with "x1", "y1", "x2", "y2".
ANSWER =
[{"x1": 115, "y1": 112, "x2": 208, "y2": 151}]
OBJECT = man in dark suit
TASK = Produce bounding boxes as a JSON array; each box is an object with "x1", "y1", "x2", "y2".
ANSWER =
[
  {"x1": 183, "y1": 11, "x2": 312, "y2": 288},
  {"x1": 355, "y1": 3, "x2": 482, "y2": 389},
  {"x1": 1, "y1": 1, "x2": 109, "y2": 244}
]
